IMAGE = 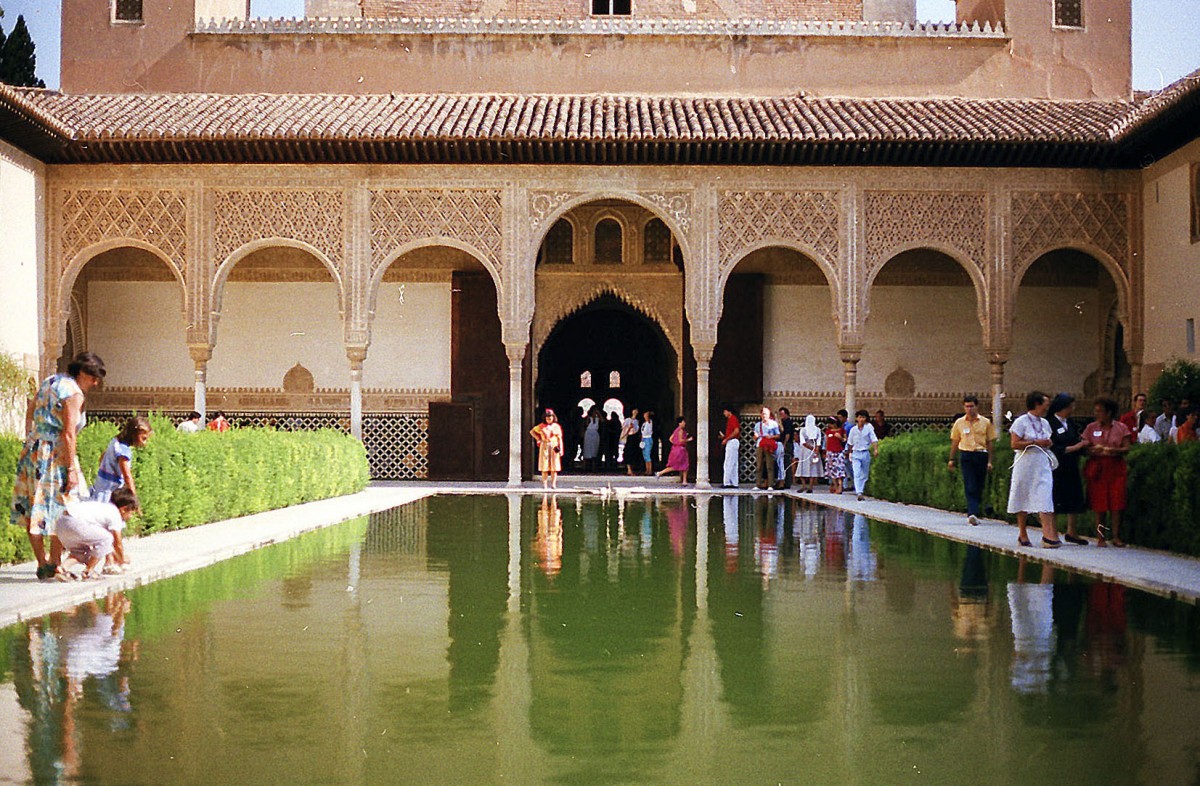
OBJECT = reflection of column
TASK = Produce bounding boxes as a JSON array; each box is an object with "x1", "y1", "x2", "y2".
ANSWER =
[
  {"x1": 839, "y1": 345, "x2": 862, "y2": 415},
  {"x1": 988, "y1": 352, "x2": 1007, "y2": 433},
  {"x1": 695, "y1": 494, "x2": 709, "y2": 610},
  {"x1": 506, "y1": 344, "x2": 526, "y2": 486},
  {"x1": 495, "y1": 494, "x2": 540, "y2": 781},
  {"x1": 189, "y1": 344, "x2": 211, "y2": 423},
  {"x1": 346, "y1": 345, "x2": 367, "y2": 439},
  {"x1": 507, "y1": 493, "x2": 521, "y2": 611},
  {"x1": 694, "y1": 345, "x2": 714, "y2": 488}
]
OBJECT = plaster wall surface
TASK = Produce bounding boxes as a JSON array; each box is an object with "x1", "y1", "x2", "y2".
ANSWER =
[
  {"x1": 86, "y1": 282, "x2": 192, "y2": 388},
  {"x1": 1141, "y1": 137, "x2": 1200, "y2": 373},
  {"x1": 1007, "y1": 285, "x2": 1104, "y2": 398},
  {"x1": 0, "y1": 139, "x2": 44, "y2": 369},
  {"x1": 762, "y1": 284, "x2": 842, "y2": 393},
  {"x1": 363, "y1": 282, "x2": 453, "y2": 390},
  {"x1": 59, "y1": 0, "x2": 1129, "y2": 99},
  {"x1": 208, "y1": 282, "x2": 346, "y2": 389},
  {"x1": 858, "y1": 286, "x2": 990, "y2": 395}
]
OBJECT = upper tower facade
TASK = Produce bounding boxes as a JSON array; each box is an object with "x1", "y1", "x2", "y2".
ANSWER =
[{"x1": 60, "y1": 0, "x2": 1131, "y2": 100}]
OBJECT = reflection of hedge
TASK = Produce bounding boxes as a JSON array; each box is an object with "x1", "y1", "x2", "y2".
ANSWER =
[
  {"x1": 1, "y1": 416, "x2": 369, "y2": 563},
  {"x1": 869, "y1": 432, "x2": 1200, "y2": 555}
]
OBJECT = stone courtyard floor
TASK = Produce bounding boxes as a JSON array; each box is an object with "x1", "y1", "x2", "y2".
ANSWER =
[{"x1": 2, "y1": 478, "x2": 1198, "y2": 628}]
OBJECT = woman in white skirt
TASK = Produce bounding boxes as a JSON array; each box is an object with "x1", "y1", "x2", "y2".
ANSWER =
[
  {"x1": 793, "y1": 415, "x2": 824, "y2": 493},
  {"x1": 1008, "y1": 391, "x2": 1062, "y2": 548}
]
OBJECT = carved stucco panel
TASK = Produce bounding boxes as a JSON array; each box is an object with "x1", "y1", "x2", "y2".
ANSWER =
[
  {"x1": 716, "y1": 190, "x2": 841, "y2": 277},
  {"x1": 1010, "y1": 191, "x2": 1131, "y2": 278},
  {"x1": 212, "y1": 189, "x2": 345, "y2": 273},
  {"x1": 58, "y1": 188, "x2": 189, "y2": 276},
  {"x1": 369, "y1": 188, "x2": 504, "y2": 276},
  {"x1": 862, "y1": 190, "x2": 988, "y2": 277}
]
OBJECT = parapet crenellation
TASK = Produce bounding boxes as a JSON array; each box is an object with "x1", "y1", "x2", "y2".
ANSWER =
[{"x1": 192, "y1": 15, "x2": 1006, "y2": 38}]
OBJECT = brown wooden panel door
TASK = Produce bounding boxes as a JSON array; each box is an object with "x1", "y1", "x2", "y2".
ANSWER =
[
  {"x1": 428, "y1": 402, "x2": 476, "y2": 480},
  {"x1": 451, "y1": 271, "x2": 508, "y2": 480}
]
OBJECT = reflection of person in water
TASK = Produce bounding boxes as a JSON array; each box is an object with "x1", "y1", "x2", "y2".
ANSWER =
[
  {"x1": 1085, "y1": 583, "x2": 1128, "y2": 685},
  {"x1": 823, "y1": 508, "x2": 846, "y2": 570},
  {"x1": 534, "y1": 495, "x2": 564, "y2": 577},
  {"x1": 793, "y1": 502, "x2": 823, "y2": 579},
  {"x1": 14, "y1": 592, "x2": 136, "y2": 782},
  {"x1": 846, "y1": 514, "x2": 878, "y2": 582},
  {"x1": 953, "y1": 546, "x2": 990, "y2": 648},
  {"x1": 1007, "y1": 558, "x2": 1056, "y2": 695},
  {"x1": 723, "y1": 495, "x2": 740, "y2": 572}
]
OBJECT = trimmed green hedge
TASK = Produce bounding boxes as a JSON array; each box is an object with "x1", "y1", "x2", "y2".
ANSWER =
[
  {"x1": 1, "y1": 415, "x2": 369, "y2": 564},
  {"x1": 868, "y1": 431, "x2": 1200, "y2": 555}
]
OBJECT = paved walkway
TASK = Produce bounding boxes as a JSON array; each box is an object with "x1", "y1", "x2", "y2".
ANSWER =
[
  {"x1": 0, "y1": 486, "x2": 431, "y2": 628},
  {"x1": 4, "y1": 479, "x2": 1199, "y2": 627}
]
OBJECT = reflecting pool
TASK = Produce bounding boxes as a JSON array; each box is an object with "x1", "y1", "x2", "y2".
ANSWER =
[{"x1": 3, "y1": 494, "x2": 1200, "y2": 785}]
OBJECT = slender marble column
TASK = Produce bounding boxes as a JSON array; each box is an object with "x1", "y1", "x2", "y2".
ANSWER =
[
  {"x1": 346, "y1": 346, "x2": 367, "y2": 440},
  {"x1": 694, "y1": 346, "x2": 714, "y2": 488},
  {"x1": 506, "y1": 344, "x2": 526, "y2": 486},
  {"x1": 989, "y1": 356, "x2": 1007, "y2": 433},
  {"x1": 188, "y1": 345, "x2": 212, "y2": 425},
  {"x1": 839, "y1": 346, "x2": 862, "y2": 415}
]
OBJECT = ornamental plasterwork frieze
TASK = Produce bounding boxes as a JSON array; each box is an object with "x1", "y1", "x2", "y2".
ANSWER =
[
  {"x1": 58, "y1": 188, "x2": 189, "y2": 277},
  {"x1": 369, "y1": 188, "x2": 504, "y2": 276},
  {"x1": 862, "y1": 190, "x2": 987, "y2": 278},
  {"x1": 212, "y1": 188, "x2": 345, "y2": 273},
  {"x1": 1010, "y1": 191, "x2": 1131, "y2": 279},
  {"x1": 716, "y1": 190, "x2": 841, "y2": 279},
  {"x1": 527, "y1": 189, "x2": 693, "y2": 250}
]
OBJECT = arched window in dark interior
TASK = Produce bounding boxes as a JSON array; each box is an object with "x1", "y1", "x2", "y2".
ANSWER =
[
  {"x1": 643, "y1": 218, "x2": 672, "y2": 265},
  {"x1": 594, "y1": 219, "x2": 623, "y2": 265}
]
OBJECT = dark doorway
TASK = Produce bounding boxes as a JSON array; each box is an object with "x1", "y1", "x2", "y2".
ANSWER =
[{"x1": 536, "y1": 295, "x2": 677, "y2": 472}]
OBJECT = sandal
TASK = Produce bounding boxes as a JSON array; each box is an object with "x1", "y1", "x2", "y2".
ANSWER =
[
  {"x1": 1041, "y1": 538, "x2": 1063, "y2": 549},
  {"x1": 1018, "y1": 536, "x2": 1032, "y2": 547},
  {"x1": 1063, "y1": 534, "x2": 1088, "y2": 546}
]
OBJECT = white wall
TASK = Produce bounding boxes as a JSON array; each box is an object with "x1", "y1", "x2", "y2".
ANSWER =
[
  {"x1": 364, "y1": 282, "x2": 451, "y2": 390},
  {"x1": 1007, "y1": 286, "x2": 1103, "y2": 397},
  {"x1": 87, "y1": 281, "x2": 192, "y2": 388},
  {"x1": 0, "y1": 140, "x2": 44, "y2": 368},
  {"x1": 209, "y1": 282, "x2": 345, "y2": 388},
  {"x1": 859, "y1": 286, "x2": 990, "y2": 394},
  {"x1": 1143, "y1": 138, "x2": 1200, "y2": 369},
  {"x1": 762, "y1": 284, "x2": 842, "y2": 393}
]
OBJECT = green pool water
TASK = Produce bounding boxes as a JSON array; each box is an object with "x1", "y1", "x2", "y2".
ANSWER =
[{"x1": 3, "y1": 494, "x2": 1200, "y2": 785}]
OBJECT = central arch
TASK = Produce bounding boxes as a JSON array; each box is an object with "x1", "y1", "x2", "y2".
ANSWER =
[{"x1": 536, "y1": 295, "x2": 679, "y2": 473}]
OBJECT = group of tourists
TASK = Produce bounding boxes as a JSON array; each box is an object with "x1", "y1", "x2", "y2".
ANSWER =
[
  {"x1": 721, "y1": 405, "x2": 889, "y2": 501},
  {"x1": 955, "y1": 389, "x2": 1179, "y2": 550},
  {"x1": 531, "y1": 407, "x2": 694, "y2": 488},
  {"x1": 10, "y1": 352, "x2": 145, "y2": 582}
]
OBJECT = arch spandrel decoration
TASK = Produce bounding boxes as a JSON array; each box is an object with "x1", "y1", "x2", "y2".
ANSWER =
[
  {"x1": 717, "y1": 190, "x2": 841, "y2": 278},
  {"x1": 862, "y1": 191, "x2": 987, "y2": 279},
  {"x1": 527, "y1": 190, "x2": 693, "y2": 252},
  {"x1": 58, "y1": 188, "x2": 189, "y2": 279},
  {"x1": 369, "y1": 188, "x2": 504, "y2": 281},
  {"x1": 1010, "y1": 191, "x2": 1132, "y2": 280},
  {"x1": 212, "y1": 189, "x2": 346, "y2": 278}
]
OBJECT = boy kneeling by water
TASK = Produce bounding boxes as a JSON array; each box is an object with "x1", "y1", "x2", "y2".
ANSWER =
[{"x1": 55, "y1": 487, "x2": 137, "y2": 581}]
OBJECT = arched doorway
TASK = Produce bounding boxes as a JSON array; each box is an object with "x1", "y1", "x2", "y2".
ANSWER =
[
  {"x1": 537, "y1": 295, "x2": 677, "y2": 472},
  {"x1": 1009, "y1": 249, "x2": 1129, "y2": 403}
]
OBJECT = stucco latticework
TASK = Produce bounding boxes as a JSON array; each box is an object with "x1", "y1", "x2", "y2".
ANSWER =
[
  {"x1": 59, "y1": 188, "x2": 189, "y2": 276},
  {"x1": 717, "y1": 190, "x2": 841, "y2": 276},
  {"x1": 369, "y1": 188, "x2": 504, "y2": 276},
  {"x1": 1010, "y1": 191, "x2": 1131, "y2": 278},
  {"x1": 213, "y1": 189, "x2": 346, "y2": 274},
  {"x1": 863, "y1": 191, "x2": 987, "y2": 277}
]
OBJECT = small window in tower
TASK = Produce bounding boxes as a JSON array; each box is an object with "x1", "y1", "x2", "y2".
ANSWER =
[
  {"x1": 113, "y1": 0, "x2": 144, "y2": 23},
  {"x1": 1053, "y1": 0, "x2": 1083, "y2": 28},
  {"x1": 1191, "y1": 162, "x2": 1200, "y2": 243},
  {"x1": 609, "y1": 370, "x2": 621, "y2": 389},
  {"x1": 592, "y1": 0, "x2": 632, "y2": 16},
  {"x1": 581, "y1": 370, "x2": 593, "y2": 389},
  {"x1": 594, "y1": 219, "x2": 623, "y2": 264}
]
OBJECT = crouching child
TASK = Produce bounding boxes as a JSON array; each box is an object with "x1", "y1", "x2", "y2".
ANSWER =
[{"x1": 55, "y1": 487, "x2": 137, "y2": 580}]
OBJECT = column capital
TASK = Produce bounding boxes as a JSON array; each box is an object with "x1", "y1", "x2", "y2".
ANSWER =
[
  {"x1": 984, "y1": 347, "x2": 1011, "y2": 366},
  {"x1": 692, "y1": 342, "x2": 715, "y2": 366},
  {"x1": 838, "y1": 344, "x2": 863, "y2": 365},
  {"x1": 188, "y1": 344, "x2": 213, "y2": 366},
  {"x1": 504, "y1": 343, "x2": 527, "y2": 365},
  {"x1": 345, "y1": 344, "x2": 368, "y2": 369}
]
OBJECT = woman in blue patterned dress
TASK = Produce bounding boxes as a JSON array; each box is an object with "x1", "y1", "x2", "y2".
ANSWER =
[{"x1": 10, "y1": 352, "x2": 106, "y2": 580}]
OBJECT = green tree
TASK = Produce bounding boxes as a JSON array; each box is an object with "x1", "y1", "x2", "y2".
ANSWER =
[
  {"x1": 1149, "y1": 359, "x2": 1200, "y2": 411},
  {"x1": 0, "y1": 14, "x2": 45, "y2": 88}
]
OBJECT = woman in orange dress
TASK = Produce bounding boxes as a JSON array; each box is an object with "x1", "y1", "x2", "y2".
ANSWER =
[{"x1": 530, "y1": 409, "x2": 564, "y2": 489}]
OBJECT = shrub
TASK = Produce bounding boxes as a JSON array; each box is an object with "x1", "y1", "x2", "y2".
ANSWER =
[
  {"x1": 1149, "y1": 358, "x2": 1200, "y2": 409},
  {"x1": 868, "y1": 432, "x2": 1200, "y2": 556},
  {"x1": 0, "y1": 417, "x2": 369, "y2": 563}
]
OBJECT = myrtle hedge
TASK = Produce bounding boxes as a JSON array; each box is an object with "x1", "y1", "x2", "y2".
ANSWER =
[
  {"x1": 868, "y1": 431, "x2": 1200, "y2": 555},
  {"x1": 0, "y1": 415, "x2": 369, "y2": 563}
]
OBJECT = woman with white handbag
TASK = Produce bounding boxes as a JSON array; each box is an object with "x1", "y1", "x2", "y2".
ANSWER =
[{"x1": 1007, "y1": 391, "x2": 1063, "y2": 549}]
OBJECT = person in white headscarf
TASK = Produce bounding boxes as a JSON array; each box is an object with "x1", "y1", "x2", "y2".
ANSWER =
[{"x1": 792, "y1": 415, "x2": 824, "y2": 493}]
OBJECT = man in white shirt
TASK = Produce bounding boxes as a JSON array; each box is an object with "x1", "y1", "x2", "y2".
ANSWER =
[
  {"x1": 176, "y1": 411, "x2": 202, "y2": 433},
  {"x1": 55, "y1": 488, "x2": 137, "y2": 579},
  {"x1": 846, "y1": 409, "x2": 880, "y2": 501}
]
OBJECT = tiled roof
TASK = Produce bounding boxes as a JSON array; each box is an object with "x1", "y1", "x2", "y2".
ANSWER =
[{"x1": 1, "y1": 67, "x2": 1197, "y2": 166}]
